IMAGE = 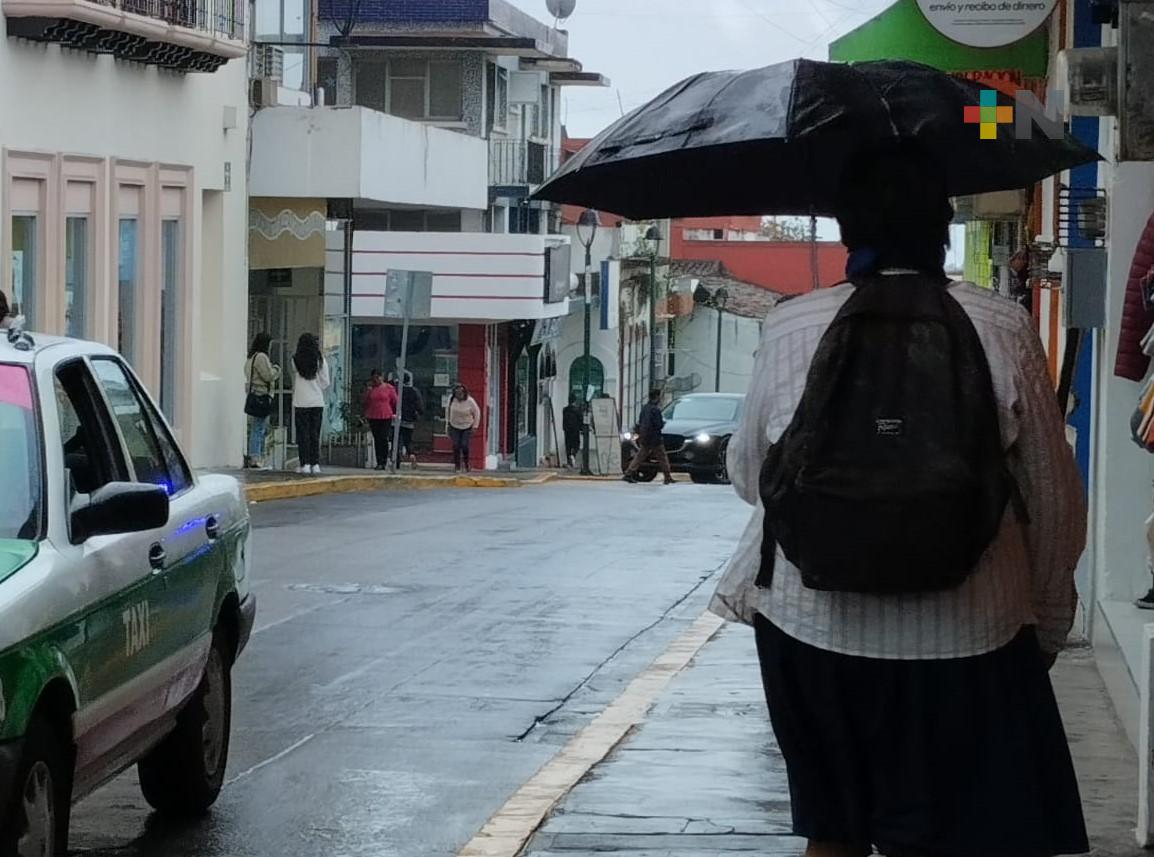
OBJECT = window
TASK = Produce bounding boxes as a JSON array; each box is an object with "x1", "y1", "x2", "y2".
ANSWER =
[
  {"x1": 536, "y1": 84, "x2": 551, "y2": 139},
  {"x1": 0, "y1": 364, "x2": 42, "y2": 540},
  {"x1": 160, "y1": 219, "x2": 183, "y2": 421},
  {"x1": 356, "y1": 209, "x2": 463, "y2": 232},
  {"x1": 118, "y1": 218, "x2": 140, "y2": 365},
  {"x1": 388, "y1": 57, "x2": 426, "y2": 119},
  {"x1": 425, "y1": 210, "x2": 462, "y2": 232},
  {"x1": 354, "y1": 60, "x2": 387, "y2": 113},
  {"x1": 65, "y1": 217, "x2": 89, "y2": 339},
  {"x1": 428, "y1": 61, "x2": 463, "y2": 119},
  {"x1": 569, "y1": 356, "x2": 605, "y2": 403},
  {"x1": 354, "y1": 58, "x2": 463, "y2": 121},
  {"x1": 10, "y1": 215, "x2": 38, "y2": 329},
  {"x1": 54, "y1": 359, "x2": 125, "y2": 500},
  {"x1": 664, "y1": 396, "x2": 741, "y2": 422},
  {"x1": 487, "y1": 63, "x2": 508, "y2": 131},
  {"x1": 317, "y1": 56, "x2": 339, "y2": 105},
  {"x1": 91, "y1": 359, "x2": 192, "y2": 495}
]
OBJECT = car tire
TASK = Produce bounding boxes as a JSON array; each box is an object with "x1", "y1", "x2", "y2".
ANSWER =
[
  {"x1": 139, "y1": 628, "x2": 232, "y2": 817},
  {"x1": 632, "y1": 469, "x2": 658, "y2": 483},
  {"x1": 0, "y1": 716, "x2": 71, "y2": 857},
  {"x1": 717, "y1": 438, "x2": 732, "y2": 485}
]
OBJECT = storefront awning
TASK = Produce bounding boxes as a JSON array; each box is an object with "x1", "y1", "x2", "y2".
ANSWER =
[{"x1": 828, "y1": 0, "x2": 1048, "y2": 78}]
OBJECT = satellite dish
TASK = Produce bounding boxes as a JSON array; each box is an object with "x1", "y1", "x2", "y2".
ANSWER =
[{"x1": 546, "y1": 0, "x2": 576, "y2": 21}]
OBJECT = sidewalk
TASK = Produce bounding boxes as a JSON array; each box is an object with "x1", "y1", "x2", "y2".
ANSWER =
[
  {"x1": 210, "y1": 465, "x2": 560, "y2": 502},
  {"x1": 521, "y1": 624, "x2": 1143, "y2": 857}
]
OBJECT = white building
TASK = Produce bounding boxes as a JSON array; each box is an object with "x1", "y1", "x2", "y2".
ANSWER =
[
  {"x1": 248, "y1": 0, "x2": 606, "y2": 470},
  {"x1": 1, "y1": 0, "x2": 249, "y2": 466}
]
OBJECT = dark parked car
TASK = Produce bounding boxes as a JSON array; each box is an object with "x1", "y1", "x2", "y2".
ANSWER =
[{"x1": 620, "y1": 393, "x2": 745, "y2": 484}]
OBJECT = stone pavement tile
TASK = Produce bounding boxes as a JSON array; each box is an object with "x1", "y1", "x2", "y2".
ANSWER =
[
  {"x1": 525, "y1": 622, "x2": 1146, "y2": 857},
  {"x1": 523, "y1": 626, "x2": 804, "y2": 857},
  {"x1": 1052, "y1": 647, "x2": 1143, "y2": 857}
]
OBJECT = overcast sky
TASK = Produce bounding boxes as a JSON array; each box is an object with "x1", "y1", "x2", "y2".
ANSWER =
[
  {"x1": 508, "y1": 0, "x2": 895, "y2": 139},
  {"x1": 508, "y1": 0, "x2": 968, "y2": 263}
]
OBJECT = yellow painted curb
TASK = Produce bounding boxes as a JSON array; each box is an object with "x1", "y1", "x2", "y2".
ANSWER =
[
  {"x1": 245, "y1": 471, "x2": 558, "y2": 503},
  {"x1": 456, "y1": 611, "x2": 726, "y2": 857}
]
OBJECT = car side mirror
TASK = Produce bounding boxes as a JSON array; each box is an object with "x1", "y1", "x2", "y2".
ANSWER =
[{"x1": 71, "y1": 482, "x2": 170, "y2": 543}]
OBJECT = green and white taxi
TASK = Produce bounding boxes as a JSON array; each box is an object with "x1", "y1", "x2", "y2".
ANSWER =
[{"x1": 0, "y1": 325, "x2": 254, "y2": 855}]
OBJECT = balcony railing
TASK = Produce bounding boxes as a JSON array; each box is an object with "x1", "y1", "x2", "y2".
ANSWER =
[
  {"x1": 118, "y1": 0, "x2": 244, "y2": 40},
  {"x1": 4, "y1": 0, "x2": 247, "y2": 70},
  {"x1": 490, "y1": 140, "x2": 560, "y2": 187}
]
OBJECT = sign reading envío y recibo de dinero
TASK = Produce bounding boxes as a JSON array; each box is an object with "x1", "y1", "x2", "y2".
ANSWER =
[{"x1": 916, "y1": 0, "x2": 1057, "y2": 48}]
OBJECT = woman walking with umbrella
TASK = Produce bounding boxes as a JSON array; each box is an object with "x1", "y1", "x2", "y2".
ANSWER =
[{"x1": 537, "y1": 59, "x2": 1099, "y2": 857}]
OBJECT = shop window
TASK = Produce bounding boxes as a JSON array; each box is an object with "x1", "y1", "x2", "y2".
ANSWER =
[
  {"x1": 117, "y1": 218, "x2": 140, "y2": 365},
  {"x1": 65, "y1": 217, "x2": 89, "y2": 339},
  {"x1": 160, "y1": 219, "x2": 183, "y2": 421},
  {"x1": 569, "y1": 356, "x2": 605, "y2": 403},
  {"x1": 10, "y1": 215, "x2": 38, "y2": 330}
]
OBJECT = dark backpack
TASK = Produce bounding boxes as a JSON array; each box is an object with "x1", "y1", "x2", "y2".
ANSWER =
[{"x1": 758, "y1": 275, "x2": 1014, "y2": 595}]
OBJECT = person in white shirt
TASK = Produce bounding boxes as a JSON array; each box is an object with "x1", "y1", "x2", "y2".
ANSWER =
[
  {"x1": 291, "y1": 332, "x2": 330, "y2": 475},
  {"x1": 710, "y1": 145, "x2": 1088, "y2": 857}
]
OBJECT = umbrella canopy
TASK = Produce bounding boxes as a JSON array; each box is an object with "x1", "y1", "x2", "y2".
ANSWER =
[{"x1": 533, "y1": 59, "x2": 1101, "y2": 220}]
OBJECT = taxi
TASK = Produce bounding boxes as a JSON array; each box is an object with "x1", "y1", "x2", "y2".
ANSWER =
[{"x1": 0, "y1": 324, "x2": 254, "y2": 855}]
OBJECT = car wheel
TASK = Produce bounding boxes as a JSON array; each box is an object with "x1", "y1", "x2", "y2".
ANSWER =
[
  {"x1": 0, "y1": 716, "x2": 71, "y2": 857},
  {"x1": 717, "y1": 438, "x2": 732, "y2": 485},
  {"x1": 632, "y1": 469, "x2": 658, "y2": 483},
  {"x1": 139, "y1": 629, "x2": 232, "y2": 817}
]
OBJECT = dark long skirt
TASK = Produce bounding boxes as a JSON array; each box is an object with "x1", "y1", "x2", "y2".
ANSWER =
[{"x1": 754, "y1": 615, "x2": 1089, "y2": 857}]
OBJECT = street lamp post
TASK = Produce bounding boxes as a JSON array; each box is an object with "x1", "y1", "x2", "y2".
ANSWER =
[
  {"x1": 644, "y1": 224, "x2": 662, "y2": 395},
  {"x1": 714, "y1": 287, "x2": 729, "y2": 393},
  {"x1": 576, "y1": 209, "x2": 599, "y2": 476}
]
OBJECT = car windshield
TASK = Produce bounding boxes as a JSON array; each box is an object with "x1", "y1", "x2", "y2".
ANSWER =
[
  {"x1": 663, "y1": 397, "x2": 741, "y2": 423},
  {"x1": 0, "y1": 363, "x2": 43, "y2": 540}
]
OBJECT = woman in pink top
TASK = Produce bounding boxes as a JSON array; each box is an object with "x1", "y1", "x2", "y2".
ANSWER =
[{"x1": 364, "y1": 369, "x2": 399, "y2": 470}]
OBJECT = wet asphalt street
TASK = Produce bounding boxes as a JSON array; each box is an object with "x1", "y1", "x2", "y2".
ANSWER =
[{"x1": 68, "y1": 481, "x2": 749, "y2": 857}]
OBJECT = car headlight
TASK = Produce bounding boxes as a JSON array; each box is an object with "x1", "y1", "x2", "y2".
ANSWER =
[
  {"x1": 621, "y1": 432, "x2": 637, "y2": 442},
  {"x1": 695, "y1": 433, "x2": 713, "y2": 444}
]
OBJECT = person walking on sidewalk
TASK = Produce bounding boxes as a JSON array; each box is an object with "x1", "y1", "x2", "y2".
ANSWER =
[
  {"x1": 562, "y1": 394, "x2": 583, "y2": 469},
  {"x1": 244, "y1": 332, "x2": 280, "y2": 470},
  {"x1": 710, "y1": 145, "x2": 1089, "y2": 857},
  {"x1": 396, "y1": 371, "x2": 424, "y2": 469},
  {"x1": 364, "y1": 369, "x2": 399, "y2": 471},
  {"x1": 291, "y1": 332, "x2": 329, "y2": 475},
  {"x1": 624, "y1": 389, "x2": 674, "y2": 484},
  {"x1": 448, "y1": 383, "x2": 481, "y2": 473}
]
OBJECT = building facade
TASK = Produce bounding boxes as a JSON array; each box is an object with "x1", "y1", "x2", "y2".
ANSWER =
[
  {"x1": 249, "y1": 0, "x2": 606, "y2": 469},
  {"x1": 1, "y1": 0, "x2": 249, "y2": 466}
]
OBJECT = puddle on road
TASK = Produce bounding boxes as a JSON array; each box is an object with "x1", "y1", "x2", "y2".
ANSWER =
[{"x1": 287, "y1": 583, "x2": 402, "y2": 596}]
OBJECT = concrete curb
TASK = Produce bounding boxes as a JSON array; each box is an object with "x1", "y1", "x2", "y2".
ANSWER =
[
  {"x1": 245, "y1": 471, "x2": 558, "y2": 503},
  {"x1": 457, "y1": 611, "x2": 726, "y2": 857}
]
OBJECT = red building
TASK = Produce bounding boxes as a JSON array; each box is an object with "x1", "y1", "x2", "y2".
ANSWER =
[{"x1": 669, "y1": 222, "x2": 847, "y2": 296}]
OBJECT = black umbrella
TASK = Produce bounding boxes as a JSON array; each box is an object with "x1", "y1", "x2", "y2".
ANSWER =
[{"x1": 533, "y1": 58, "x2": 1101, "y2": 220}]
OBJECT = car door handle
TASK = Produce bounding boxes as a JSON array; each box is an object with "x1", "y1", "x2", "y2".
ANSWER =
[
  {"x1": 148, "y1": 543, "x2": 167, "y2": 572},
  {"x1": 205, "y1": 515, "x2": 221, "y2": 541}
]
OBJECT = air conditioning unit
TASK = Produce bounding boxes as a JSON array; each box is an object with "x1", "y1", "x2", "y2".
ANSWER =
[
  {"x1": 252, "y1": 44, "x2": 284, "y2": 82},
  {"x1": 1056, "y1": 47, "x2": 1119, "y2": 117},
  {"x1": 250, "y1": 78, "x2": 278, "y2": 109}
]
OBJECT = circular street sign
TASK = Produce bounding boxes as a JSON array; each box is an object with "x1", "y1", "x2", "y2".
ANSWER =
[{"x1": 916, "y1": 0, "x2": 1058, "y2": 48}]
